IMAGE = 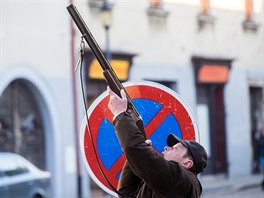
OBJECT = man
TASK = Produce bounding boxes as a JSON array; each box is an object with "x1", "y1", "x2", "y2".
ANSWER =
[{"x1": 108, "y1": 88, "x2": 208, "y2": 198}]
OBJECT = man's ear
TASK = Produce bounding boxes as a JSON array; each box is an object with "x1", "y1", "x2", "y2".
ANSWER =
[{"x1": 181, "y1": 159, "x2": 193, "y2": 169}]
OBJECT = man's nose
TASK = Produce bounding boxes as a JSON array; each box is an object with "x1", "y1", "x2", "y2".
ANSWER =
[{"x1": 164, "y1": 146, "x2": 170, "y2": 151}]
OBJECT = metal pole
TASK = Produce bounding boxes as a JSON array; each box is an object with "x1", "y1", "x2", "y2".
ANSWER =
[
  {"x1": 105, "y1": 25, "x2": 111, "y2": 61},
  {"x1": 68, "y1": 1, "x2": 82, "y2": 197}
]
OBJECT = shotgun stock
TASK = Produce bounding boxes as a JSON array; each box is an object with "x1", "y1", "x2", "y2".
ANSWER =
[{"x1": 67, "y1": 4, "x2": 146, "y2": 138}]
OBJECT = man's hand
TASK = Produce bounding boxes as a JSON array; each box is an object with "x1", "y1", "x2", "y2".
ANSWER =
[
  {"x1": 108, "y1": 87, "x2": 128, "y2": 118},
  {"x1": 145, "y1": 139, "x2": 152, "y2": 146}
]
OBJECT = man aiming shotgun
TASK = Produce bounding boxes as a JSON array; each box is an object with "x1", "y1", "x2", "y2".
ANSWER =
[
  {"x1": 108, "y1": 87, "x2": 207, "y2": 197},
  {"x1": 67, "y1": 4, "x2": 207, "y2": 197}
]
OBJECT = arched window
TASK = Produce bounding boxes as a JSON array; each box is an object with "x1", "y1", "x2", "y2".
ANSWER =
[{"x1": 0, "y1": 80, "x2": 45, "y2": 169}]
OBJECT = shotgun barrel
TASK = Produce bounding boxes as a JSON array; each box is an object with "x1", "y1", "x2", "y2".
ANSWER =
[{"x1": 67, "y1": 4, "x2": 146, "y2": 137}]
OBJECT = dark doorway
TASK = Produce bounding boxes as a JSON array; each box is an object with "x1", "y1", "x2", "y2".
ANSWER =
[
  {"x1": 249, "y1": 86, "x2": 263, "y2": 174},
  {"x1": 197, "y1": 84, "x2": 228, "y2": 174},
  {"x1": 192, "y1": 56, "x2": 232, "y2": 175},
  {"x1": 0, "y1": 80, "x2": 46, "y2": 169}
]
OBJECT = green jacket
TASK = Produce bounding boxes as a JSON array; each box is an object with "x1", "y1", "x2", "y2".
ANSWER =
[{"x1": 114, "y1": 112, "x2": 202, "y2": 198}]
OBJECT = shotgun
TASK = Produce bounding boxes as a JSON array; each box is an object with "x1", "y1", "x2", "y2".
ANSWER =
[{"x1": 67, "y1": 4, "x2": 146, "y2": 137}]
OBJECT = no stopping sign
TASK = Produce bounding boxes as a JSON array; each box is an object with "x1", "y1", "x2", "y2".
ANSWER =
[{"x1": 80, "y1": 81, "x2": 199, "y2": 196}]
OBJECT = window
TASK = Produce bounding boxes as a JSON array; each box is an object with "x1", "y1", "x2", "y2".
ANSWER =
[
  {"x1": 147, "y1": 0, "x2": 169, "y2": 18},
  {"x1": 243, "y1": 0, "x2": 258, "y2": 31},
  {"x1": 245, "y1": 0, "x2": 253, "y2": 21},
  {"x1": 150, "y1": 0, "x2": 161, "y2": 8},
  {"x1": 197, "y1": 0, "x2": 215, "y2": 29},
  {"x1": 0, "y1": 155, "x2": 29, "y2": 177},
  {"x1": 200, "y1": 0, "x2": 210, "y2": 15},
  {"x1": 3, "y1": 166, "x2": 29, "y2": 177}
]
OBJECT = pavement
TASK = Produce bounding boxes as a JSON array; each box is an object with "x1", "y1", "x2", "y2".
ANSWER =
[
  {"x1": 200, "y1": 173, "x2": 263, "y2": 192},
  {"x1": 91, "y1": 174, "x2": 264, "y2": 197}
]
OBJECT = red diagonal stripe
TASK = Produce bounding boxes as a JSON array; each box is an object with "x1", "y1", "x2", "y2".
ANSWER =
[
  {"x1": 107, "y1": 154, "x2": 126, "y2": 179},
  {"x1": 145, "y1": 107, "x2": 171, "y2": 138}
]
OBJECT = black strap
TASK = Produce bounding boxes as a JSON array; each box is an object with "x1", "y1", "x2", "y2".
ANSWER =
[{"x1": 77, "y1": 36, "x2": 120, "y2": 196}]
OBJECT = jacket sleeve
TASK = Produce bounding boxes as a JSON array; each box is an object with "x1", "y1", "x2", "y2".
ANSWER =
[
  {"x1": 117, "y1": 161, "x2": 142, "y2": 197},
  {"x1": 113, "y1": 112, "x2": 183, "y2": 194}
]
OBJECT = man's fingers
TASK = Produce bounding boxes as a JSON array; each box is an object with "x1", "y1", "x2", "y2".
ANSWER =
[
  {"x1": 108, "y1": 87, "x2": 126, "y2": 101},
  {"x1": 120, "y1": 89, "x2": 127, "y2": 100},
  {"x1": 107, "y1": 86, "x2": 113, "y2": 95},
  {"x1": 108, "y1": 86, "x2": 117, "y2": 99}
]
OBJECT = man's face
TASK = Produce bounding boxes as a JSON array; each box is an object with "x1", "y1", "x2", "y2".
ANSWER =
[{"x1": 162, "y1": 143, "x2": 188, "y2": 164}]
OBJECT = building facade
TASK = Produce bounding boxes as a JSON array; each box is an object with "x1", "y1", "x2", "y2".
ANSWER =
[
  {"x1": 1, "y1": 0, "x2": 263, "y2": 197},
  {"x1": 80, "y1": 0, "x2": 263, "y2": 177},
  {"x1": 1, "y1": 1, "x2": 80, "y2": 197}
]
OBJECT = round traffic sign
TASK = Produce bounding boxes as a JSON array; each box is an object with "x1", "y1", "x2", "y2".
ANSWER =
[{"x1": 80, "y1": 81, "x2": 199, "y2": 197}]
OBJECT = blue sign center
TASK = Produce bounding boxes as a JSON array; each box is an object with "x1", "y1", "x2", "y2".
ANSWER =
[{"x1": 97, "y1": 98, "x2": 182, "y2": 177}]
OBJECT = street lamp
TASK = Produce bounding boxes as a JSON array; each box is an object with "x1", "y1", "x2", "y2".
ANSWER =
[{"x1": 100, "y1": 0, "x2": 112, "y2": 61}]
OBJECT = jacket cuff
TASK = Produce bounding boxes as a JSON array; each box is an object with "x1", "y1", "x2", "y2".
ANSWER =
[{"x1": 113, "y1": 111, "x2": 130, "y2": 125}]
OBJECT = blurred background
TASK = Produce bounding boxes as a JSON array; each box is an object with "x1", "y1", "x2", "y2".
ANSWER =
[{"x1": 0, "y1": 0, "x2": 263, "y2": 197}]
